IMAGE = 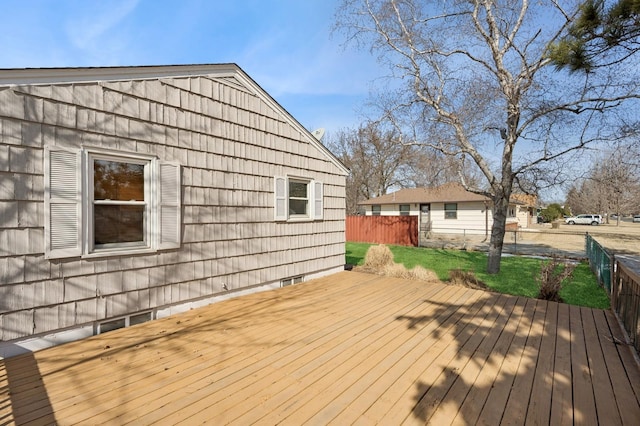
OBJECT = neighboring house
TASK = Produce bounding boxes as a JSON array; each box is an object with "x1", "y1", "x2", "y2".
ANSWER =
[
  {"x1": 358, "y1": 182, "x2": 532, "y2": 235},
  {"x1": 0, "y1": 64, "x2": 348, "y2": 357}
]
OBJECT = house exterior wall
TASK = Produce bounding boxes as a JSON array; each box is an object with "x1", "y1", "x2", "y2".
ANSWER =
[
  {"x1": 428, "y1": 201, "x2": 493, "y2": 234},
  {"x1": 510, "y1": 204, "x2": 531, "y2": 228},
  {"x1": 0, "y1": 69, "x2": 346, "y2": 354},
  {"x1": 363, "y1": 201, "x2": 530, "y2": 234},
  {"x1": 364, "y1": 204, "x2": 419, "y2": 216}
]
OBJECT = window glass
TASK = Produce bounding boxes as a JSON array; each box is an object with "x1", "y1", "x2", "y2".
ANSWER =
[
  {"x1": 130, "y1": 312, "x2": 152, "y2": 326},
  {"x1": 99, "y1": 318, "x2": 126, "y2": 334},
  {"x1": 93, "y1": 157, "x2": 148, "y2": 249},
  {"x1": 94, "y1": 160, "x2": 144, "y2": 201},
  {"x1": 399, "y1": 204, "x2": 410, "y2": 215},
  {"x1": 288, "y1": 180, "x2": 309, "y2": 216},
  {"x1": 444, "y1": 203, "x2": 458, "y2": 219},
  {"x1": 94, "y1": 205, "x2": 145, "y2": 244},
  {"x1": 372, "y1": 205, "x2": 381, "y2": 216}
]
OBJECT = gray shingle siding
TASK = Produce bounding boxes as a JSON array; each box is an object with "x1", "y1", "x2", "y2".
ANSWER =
[{"x1": 0, "y1": 67, "x2": 346, "y2": 343}]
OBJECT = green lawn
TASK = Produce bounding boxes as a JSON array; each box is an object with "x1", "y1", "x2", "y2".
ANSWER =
[{"x1": 346, "y1": 242, "x2": 610, "y2": 309}]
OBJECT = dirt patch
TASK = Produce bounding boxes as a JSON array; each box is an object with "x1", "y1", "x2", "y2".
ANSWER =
[{"x1": 421, "y1": 220, "x2": 640, "y2": 259}]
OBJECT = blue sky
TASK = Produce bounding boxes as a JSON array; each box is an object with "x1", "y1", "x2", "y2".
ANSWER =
[{"x1": 0, "y1": 0, "x2": 381, "y2": 133}]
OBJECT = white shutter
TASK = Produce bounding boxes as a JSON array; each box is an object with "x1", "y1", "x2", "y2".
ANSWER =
[
  {"x1": 45, "y1": 147, "x2": 82, "y2": 259},
  {"x1": 312, "y1": 181, "x2": 324, "y2": 220},
  {"x1": 274, "y1": 176, "x2": 287, "y2": 221},
  {"x1": 158, "y1": 161, "x2": 181, "y2": 250}
]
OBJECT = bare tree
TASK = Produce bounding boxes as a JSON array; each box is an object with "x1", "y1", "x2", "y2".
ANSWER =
[
  {"x1": 402, "y1": 149, "x2": 484, "y2": 189},
  {"x1": 327, "y1": 122, "x2": 416, "y2": 214},
  {"x1": 566, "y1": 146, "x2": 640, "y2": 221},
  {"x1": 336, "y1": 0, "x2": 640, "y2": 273}
]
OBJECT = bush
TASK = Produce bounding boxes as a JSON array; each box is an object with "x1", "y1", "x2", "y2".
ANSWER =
[
  {"x1": 536, "y1": 256, "x2": 577, "y2": 302},
  {"x1": 362, "y1": 244, "x2": 394, "y2": 269},
  {"x1": 449, "y1": 269, "x2": 489, "y2": 290},
  {"x1": 356, "y1": 244, "x2": 438, "y2": 282},
  {"x1": 539, "y1": 203, "x2": 570, "y2": 223}
]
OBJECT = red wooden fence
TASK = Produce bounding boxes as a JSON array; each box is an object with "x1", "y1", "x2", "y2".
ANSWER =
[{"x1": 346, "y1": 215, "x2": 418, "y2": 246}]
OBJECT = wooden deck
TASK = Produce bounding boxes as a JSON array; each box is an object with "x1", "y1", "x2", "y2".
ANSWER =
[{"x1": 2, "y1": 271, "x2": 640, "y2": 425}]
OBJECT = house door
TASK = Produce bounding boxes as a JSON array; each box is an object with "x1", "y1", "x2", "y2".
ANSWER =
[{"x1": 420, "y1": 204, "x2": 431, "y2": 231}]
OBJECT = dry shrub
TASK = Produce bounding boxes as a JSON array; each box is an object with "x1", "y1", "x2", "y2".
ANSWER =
[
  {"x1": 409, "y1": 265, "x2": 439, "y2": 282},
  {"x1": 383, "y1": 263, "x2": 412, "y2": 279},
  {"x1": 355, "y1": 244, "x2": 438, "y2": 282},
  {"x1": 449, "y1": 269, "x2": 489, "y2": 290},
  {"x1": 362, "y1": 244, "x2": 394, "y2": 269},
  {"x1": 536, "y1": 256, "x2": 576, "y2": 303}
]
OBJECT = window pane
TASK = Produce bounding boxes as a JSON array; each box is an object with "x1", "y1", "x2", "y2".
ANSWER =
[
  {"x1": 94, "y1": 160, "x2": 145, "y2": 201},
  {"x1": 100, "y1": 318, "x2": 126, "y2": 334},
  {"x1": 444, "y1": 203, "x2": 457, "y2": 211},
  {"x1": 289, "y1": 181, "x2": 308, "y2": 198},
  {"x1": 95, "y1": 205, "x2": 145, "y2": 245},
  {"x1": 289, "y1": 199, "x2": 308, "y2": 215},
  {"x1": 130, "y1": 312, "x2": 152, "y2": 326}
]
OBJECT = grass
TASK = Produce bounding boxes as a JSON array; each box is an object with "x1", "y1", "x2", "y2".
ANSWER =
[{"x1": 346, "y1": 242, "x2": 610, "y2": 309}]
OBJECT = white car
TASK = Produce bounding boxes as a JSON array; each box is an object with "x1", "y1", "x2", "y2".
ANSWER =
[
  {"x1": 634, "y1": 215, "x2": 640, "y2": 223},
  {"x1": 565, "y1": 214, "x2": 603, "y2": 225}
]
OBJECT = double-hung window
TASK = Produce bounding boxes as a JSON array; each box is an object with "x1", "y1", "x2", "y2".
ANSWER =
[
  {"x1": 371, "y1": 205, "x2": 381, "y2": 216},
  {"x1": 45, "y1": 146, "x2": 181, "y2": 259},
  {"x1": 288, "y1": 179, "x2": 310, "y2": 217},
  {"x1": 399, "y1": 204, "x2": 410, "y2": 216},
  {"x1": 444, "y1": 203, "x2": 458, "y2": 219},
  {"x1": 91, "y1": 155, "x2": 149, "y2": 251},
  {"x1": 274, "y1": 176, "x2": 323, "y2": 221}
]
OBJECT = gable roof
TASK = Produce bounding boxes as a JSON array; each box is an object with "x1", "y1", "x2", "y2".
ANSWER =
[
  {"x1": 0, "y1": 63, "x2": 349, "y2": 175},
  {"x1": 359, "y1": 182, "x2": 490, "y2": 205},
  {"x1": 510, "y1": 193, "x2": 538, "y2": 207}
]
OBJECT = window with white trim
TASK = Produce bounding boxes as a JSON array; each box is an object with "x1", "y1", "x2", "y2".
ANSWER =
[
  {"x1": 444, "y1": 203, "x2": 458, "y2": 219},
  {"x1": 371, "y1": 205, "x2": 381, "y2": 216},
  {"x1": 45, "y1": 146, "x2": 181, "y2": 259},
  {"x1": 399, "y1": 204, "x2": 410, "y2": 216},
  {"x1": 91, "y1": 155, "x2": 149, "y2": 251},
  {"x1": 274, "y1": 176, "x2": 323, "y2": 221}
]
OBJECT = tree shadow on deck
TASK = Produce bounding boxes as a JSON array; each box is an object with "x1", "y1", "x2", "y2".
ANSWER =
[
  {"x1": 394, "y1": 291, "x2": 638, "y2": 425},
  {"x1": 0, "y1": 281, "x2": 335, "y2": 424},
  {"x1": 0, "y1": 344, "x2": 56, "y2": 425}
]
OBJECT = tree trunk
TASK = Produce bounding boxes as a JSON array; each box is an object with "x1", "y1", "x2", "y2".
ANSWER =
[{"x1": 487, "y1": 194, "x2": 510, "y2": 274}]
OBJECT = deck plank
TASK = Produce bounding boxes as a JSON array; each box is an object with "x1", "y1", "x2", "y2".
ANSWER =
[
  {"x1": 500, "y1": 299, "x2": 547, "y2": 426},
  {"x1": 475, "y1": 297, "x2": 538, "y2": 426},
  {"x1": 593, "y1": 309, "x2": 640, "y2": 425},
  {"x1": 453, "y1": 296, "x2": 529, "y2": 425},
  {"x1": 344, "y1": 288, "x2": 492, "y2": 425},
  {"x1": 1, "y1": 271, "x2": 639, "y2": 425},
  {"x1": 568, "y1": 304, "x2": 599, "y2": 425},
  {"x1": 426, "y1": 295, "x2": 520, "y2": 425},
  {"x1": 402, "y1": 294, "x2": 510, "y2": 424},
  {"x1": 549, "y1": 302, "x2": 573, "y2": 426},
  {"x1": 581, "y1": 307, "x2": 623, "y2": 425}
]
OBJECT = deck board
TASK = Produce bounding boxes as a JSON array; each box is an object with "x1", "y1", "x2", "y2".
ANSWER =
[{"x1": 1, "y1": 271, "x2": 639, "y2": 425}]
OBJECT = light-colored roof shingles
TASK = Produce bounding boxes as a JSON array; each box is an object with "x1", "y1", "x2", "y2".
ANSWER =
[{"x1": 359, "y1": 182, "x2": 489, "y2": 205}]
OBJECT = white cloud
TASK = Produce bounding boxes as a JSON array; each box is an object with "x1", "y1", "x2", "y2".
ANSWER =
[
  {"x1": 65, "y1": 0, "x2": 140, "y2": 53},
  {"x1": 239, "y1": 28, "x2": 381, "y2": 100}
]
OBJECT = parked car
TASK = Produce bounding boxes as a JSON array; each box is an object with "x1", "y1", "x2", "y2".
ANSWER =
[
  {"x1": 565, "y1": 214, "x2": 603, "y2": 225},
  {"x1": 634, "y1": 215, "x2": 640, "y2": 223}
]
